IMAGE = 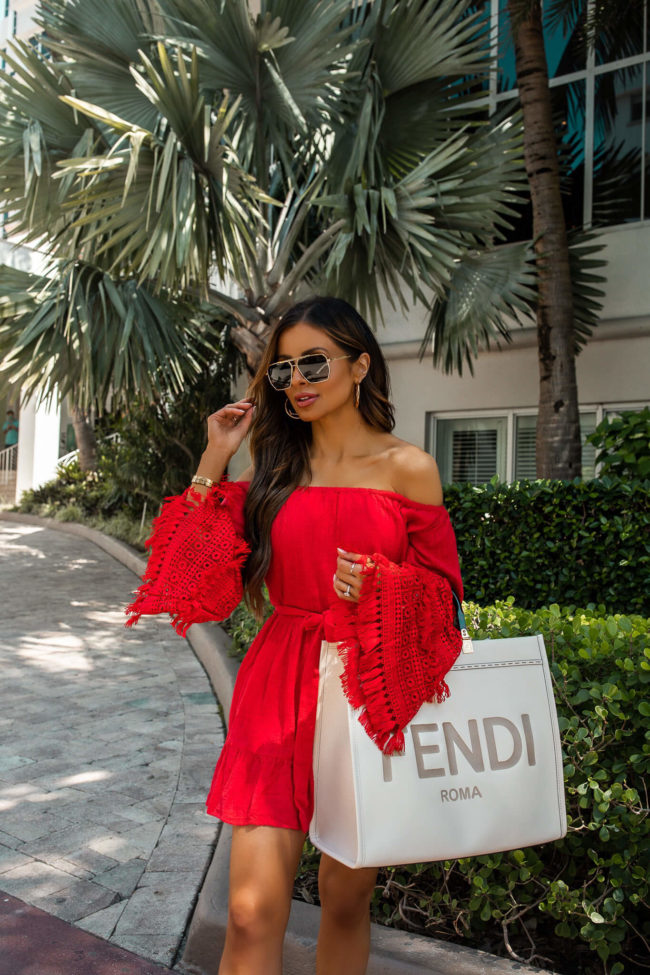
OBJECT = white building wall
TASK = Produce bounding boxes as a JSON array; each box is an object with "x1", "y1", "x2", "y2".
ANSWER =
[
  {"x1": 0, "y1": 0, "x2": 38, "y2": 49},
  {"x1": 0, "y1": 241, "x2": 63, "y2": 501},
  {"x1": 386, "y1": 332, "x2": 649, "y2": 444},
  {"x1": 595, "y1": 225, "x2": 650, "y2": 321},
  {"x1": 14, "y1": 393, "x2": 61, "y2": 499},
  {"x1": 0, "y1": 238, "x2": 46, "y2": 274},
  {"x1": 369, "y1": 222, "x2": 650, "y2": 454}
]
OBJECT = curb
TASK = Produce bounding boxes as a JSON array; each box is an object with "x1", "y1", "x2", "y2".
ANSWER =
[{"x1": 0, "y1": 512, "x2": 542, "y2": 975}]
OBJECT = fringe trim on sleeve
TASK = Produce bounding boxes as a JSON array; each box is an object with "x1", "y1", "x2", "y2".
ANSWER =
[
  {"x1": 124, "y1": 476, "x2": 250, "y2": 633},
  {"x1": 327, "y1": 554, "x2": 462, "y2": 756}
]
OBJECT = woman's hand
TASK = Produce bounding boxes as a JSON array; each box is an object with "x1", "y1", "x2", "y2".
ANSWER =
[
  {"x1": 193, "y1": 397, "x2": 256, "y2": 484},
  {"x1": 206, "y1": 398, "x2": 256, "y2": 455},
  {"x1": 208, "y1": 399, "x2": 255, "y2": 454},
  {"x1": 333, "y1": 548, "x2": 375, "y2": 604}
]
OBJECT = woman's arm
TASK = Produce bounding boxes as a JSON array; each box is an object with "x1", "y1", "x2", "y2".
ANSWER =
[
  {"x1": 190, "y1": 398, "x2": 256, "y2": 500},
  {"x1": 124, "y1": 398, "x2": 257, "y2": 633},
  {"x1": 333, "y1": 445, "x2": 446, "y2": 606},
  {"x1": 327, "y1": 446, "x2": 463, "y2": 754}
]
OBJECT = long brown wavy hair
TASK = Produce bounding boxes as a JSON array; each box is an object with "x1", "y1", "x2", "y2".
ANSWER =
[{"x1": 239, "y1": 296, "x2": 396, "y2": 621}]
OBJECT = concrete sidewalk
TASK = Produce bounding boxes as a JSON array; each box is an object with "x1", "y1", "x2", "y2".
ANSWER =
[{"x1": 0, "y1": 521, "x2": 224, "y2": 970}]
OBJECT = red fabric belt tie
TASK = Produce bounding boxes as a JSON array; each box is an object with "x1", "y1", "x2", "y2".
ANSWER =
[{"x1": 273, "y1": 604, "x2": 338, "y2": 641}]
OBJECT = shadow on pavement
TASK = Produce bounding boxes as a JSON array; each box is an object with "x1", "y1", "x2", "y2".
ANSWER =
[{"x1": 0, "y1": 891, "x2": 173, "y2": 975}]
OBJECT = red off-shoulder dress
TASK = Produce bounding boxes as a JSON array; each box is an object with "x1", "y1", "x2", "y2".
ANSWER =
[{"x1": 126, "y1": 478, "x2": 464, "y2": 833}]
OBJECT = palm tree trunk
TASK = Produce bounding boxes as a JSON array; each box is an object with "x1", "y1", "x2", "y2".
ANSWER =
[
  {"x1": 509, "y1": 0, "x2": 581, "y2": 479},
  {"x1": 70, "y1": 406, "x2": 97, "y2": 472},
  {"x1": 229, "y1": 321, "x2": 270, "y2": 375}
]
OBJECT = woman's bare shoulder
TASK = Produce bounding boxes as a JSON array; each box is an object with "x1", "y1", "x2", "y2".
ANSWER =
[{"x1": 386, "y1": 440, "x2": 443, "y2": 506}]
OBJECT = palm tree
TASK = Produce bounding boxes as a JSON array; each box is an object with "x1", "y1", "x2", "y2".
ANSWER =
[
  {"x1": 506, "y1": 0, "x2": 580, "y2": 478},
  {"x1": 0, "y1": 2, "x2": 530, "y2": 403},
  {"x1": 504, "y1": 0, "x2": 644, "y2": 477},
  {"x1": 0, "y1": 0, "x2": 605, "y2": 476}
]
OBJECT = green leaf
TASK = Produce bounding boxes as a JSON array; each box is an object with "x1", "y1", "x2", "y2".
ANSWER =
[{"x1": 0, "y1": 259, "x2": 221, "y2": 411}]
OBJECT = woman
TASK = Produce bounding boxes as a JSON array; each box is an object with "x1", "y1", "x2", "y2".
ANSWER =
[{"x1": 127, "y1": 296, "x2": 463, "y2": 975}]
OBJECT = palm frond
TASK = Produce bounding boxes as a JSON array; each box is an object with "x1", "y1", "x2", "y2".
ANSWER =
[
  {"x1": 327, "y1": 0, "x2": 494, "y2": 187},
  {"x1": 0, "y1": 260, "x2": 221, "y2": 410},
  {"x1": 0, "y1": 0, "x2": 555, "y2": 395},
  {"x1": 55, "y1": 59, "x2": 261, "y2": 291},
  {"x1": 156, "y1": 0, "x2": 354, "y2": 179},
  {"x1": 419, "y1": 241, "x2": 537, "y2": 375},
  {"x1": 0, "y1": 266, "x2": 40, "y2": 317},
  {"x1": 319, "y1": 105, "x2": 527, "y2": 322},
  {"x1": 0, "y1": 39, "x2": 96, "y2": 240},
  {"x1": 567, "y1": 230, "x2": 606, "y2": 351},
  {"x1": 372, "y1": 0, "x2": 489, "y2": 94},
  {"x1": 420, "y1": 227, "x2": 606, "y2": 376},
  {"x1": 591, "y1": 141, "x2": 643, "y2": 227},
  {"x1": 544, "y1": 0, "x2": 583, "y2": 32},
  {"x1": 36, "y1": 0, "x2": 162, "y2": 129},
  {"x1": 545, "y1": 0, "x2": 644, "y2": 63}
]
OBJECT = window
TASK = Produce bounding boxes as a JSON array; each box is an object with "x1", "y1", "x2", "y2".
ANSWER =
[
  {"x1": 592, "y1": 64, "x2": 645, "y2": 224},
  {"x1": 642, "y1": 71, "x2": 650, "y2": 220},
  {"x1": 580, "y1": 414, "x2": 598, "y2": 477},
  {"x1": 489, "y1": 0, "x2": 650, "y2": 228},
  {"x1": 513, "y1": 415, "x2": 536, "y2": 480},
  {"x1": 514, "y1": 413, "x2": 597, "y2": 479},
  {"x1": 430, "y1": 410, "x2": 601, "y2": 484},
  {"x1": 435, "y1": 417, "x2": 507, "y2": 485}
]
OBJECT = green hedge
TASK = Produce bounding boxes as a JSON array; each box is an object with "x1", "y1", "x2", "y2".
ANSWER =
[
  {"x1": 587, "y1": 407, "x2": 650, "y2": 480},
  {"x1": 227, "y1": 586, "x2": 649, "y2": 972},
  {"x1": 17, "y1": 456, "x2": 120, "y2": 518},
  {"x1": 445, "y1": 478, "x2": 650, "y2": 615},
  {"x1": 295, "y1": 599, "x2": 649, "y2": 974}
]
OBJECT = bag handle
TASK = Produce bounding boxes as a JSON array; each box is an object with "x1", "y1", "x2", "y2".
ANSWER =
[{"x1": 452, "y1": 591, "x2": 474, "y2": 655}]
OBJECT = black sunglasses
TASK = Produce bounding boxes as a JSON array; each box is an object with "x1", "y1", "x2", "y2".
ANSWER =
[{"x1": 266, "y1": 353, "x2": 351, "y2": 390}]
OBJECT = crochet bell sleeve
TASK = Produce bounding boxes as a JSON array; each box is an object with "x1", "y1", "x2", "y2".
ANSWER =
[
  {"x1": 326, "y1": 500, "x2": 464, "y2": 756},
  {"x1": 124, "y1": 476, "x2": 251, "y2": 637}
]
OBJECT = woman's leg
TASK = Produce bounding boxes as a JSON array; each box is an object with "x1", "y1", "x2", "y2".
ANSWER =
[
  {"x1": 218, "y1": 824, "x2": 306, "y2": 975},
  {"x1": 316, "y1": 853, "x2": 379, "y2": 975}
]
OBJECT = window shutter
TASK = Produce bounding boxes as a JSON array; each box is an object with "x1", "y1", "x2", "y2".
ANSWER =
[
  {"x1": 514, "y1": 416, "x2": 536, "y2": 480},
  {"x1": 451, "y1": 429, "x2": 498, "y2": 484},
  {"x1": 580, "y1": 413, "x2": 597, "y2": 479},
  {"x1": 435, "y1": 417, "x2": 506, "y2": 485},
  {"x1": 515, "y1": 412, "x2": 598, "y2": 479}
]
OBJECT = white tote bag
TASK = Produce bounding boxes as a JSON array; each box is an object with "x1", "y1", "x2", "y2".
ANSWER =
[{"x1": 310, "y1": 630, "x2": 567, "y2": 868}]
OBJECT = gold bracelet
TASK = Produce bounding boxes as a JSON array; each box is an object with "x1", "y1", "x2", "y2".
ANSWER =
[{"x1": 191, "y1": 475, "x2": 216, "y2": 488}]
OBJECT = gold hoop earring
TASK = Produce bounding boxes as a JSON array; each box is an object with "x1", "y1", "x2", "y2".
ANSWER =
[
  {"x1": 355, "y1": 382, "x2": 361, "y2": 409},
  {"x1": 284, "y1": 398, "x2": 300, "y2": 419}
]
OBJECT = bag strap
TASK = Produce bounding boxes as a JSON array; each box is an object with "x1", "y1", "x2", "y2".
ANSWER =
[{"x1": 452, "y1": 591, "x2": 474, "y2": 655}]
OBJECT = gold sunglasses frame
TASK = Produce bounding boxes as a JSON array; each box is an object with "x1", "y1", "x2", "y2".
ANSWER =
[{"x1": 265, "y1": 353, "x2": 351, "y2": 390}]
